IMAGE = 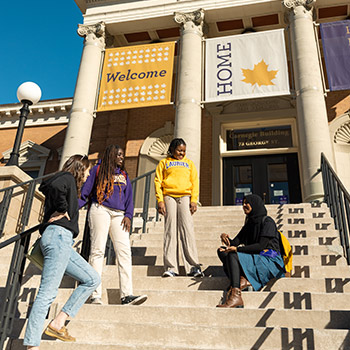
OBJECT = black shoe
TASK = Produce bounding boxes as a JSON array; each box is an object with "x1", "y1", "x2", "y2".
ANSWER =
[
  {"x1": 121, "y1": 294, "x2": 148, "y2": 305},
  {"x1": 187, "y1": 266, "x2": 204, "y2": 277}
]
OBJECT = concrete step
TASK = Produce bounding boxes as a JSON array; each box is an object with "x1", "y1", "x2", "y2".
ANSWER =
[
  {"x1": 148, "y1": 224, "x2": 337, "y2": 234},
  {"x1": 11, "y1": 320, "x2": 349, "y2": 350},
  {"x1": 133, "y1": 229, "x2": 341, "y2": 241},
  {"x1": 131, "y1": 237, "x2": 341, "y2": 248},
  {"x1": 16, "y1": 275, "x2": 350, "y2": 293},
  {"x1": 130, "y1": 244, "x2": 344, "y2": 256},
  {"x1": 131, "y1": 254, "x2": 348, "y2": 267},
  {"x1": 44, "y1": 304, "x2": 350, "y2": 330},
  {"x1": 16, "y1": 287, "x2": 350, "y2": 310}
]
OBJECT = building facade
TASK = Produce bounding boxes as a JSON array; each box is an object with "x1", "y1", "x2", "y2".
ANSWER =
[{"x1": 1, "y1": 0, "x2": 350, "y2": 206}]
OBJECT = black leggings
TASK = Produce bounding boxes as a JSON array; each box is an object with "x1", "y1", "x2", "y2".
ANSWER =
[{"x1": 217, "y1": 249, "x2": 244, "y2": 288}]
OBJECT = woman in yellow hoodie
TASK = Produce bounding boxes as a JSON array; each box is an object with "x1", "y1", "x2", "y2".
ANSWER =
[{"x1": 155, "y1": 138, "x2": 203, "y2": 277}]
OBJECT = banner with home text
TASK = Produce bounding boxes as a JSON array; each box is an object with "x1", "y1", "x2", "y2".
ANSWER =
[
  {"x1": 205, "y1": 29, "x2": 290, "y2": 102},
  {"x1": 97, "y1": 42, "x2": 175, "y2": 111},
  {"x1": 320, "y1": 20, "x2": 350, "y2": 91}
]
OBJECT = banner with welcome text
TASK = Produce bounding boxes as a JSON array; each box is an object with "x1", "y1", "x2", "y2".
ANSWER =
[
  {"x1": 97, "y1": 42, "x2": 175, "y2": 111},
  {"x1": 205, "y1": 29, "x2": 290, "y2": 103},
  {"x1": 320, "y1": 20, "x2": 350, "y2": 91}
]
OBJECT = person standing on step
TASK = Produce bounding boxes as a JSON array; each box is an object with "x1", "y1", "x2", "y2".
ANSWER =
[
  {"x1": 24, "y1": 155, "x2": 101, "y2": 349},
  {"x1": 154, "y1": 138, "x2": 203, "y2": 278},
  {"x1": 217, "y1": 194, "x2": 285, "y2": 308},
  {"x1": 80, "y1": 144, "x2": 147, "y2": 305}
]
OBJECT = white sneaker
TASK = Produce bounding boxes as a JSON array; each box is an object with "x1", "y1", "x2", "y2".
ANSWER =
[
  {"x1": 121, "y1": 295, "x2": 148, "y2": 305},
  {"x1": 90, "y1": 297, "x2": 103, "y2": 305},
  {"x1": 162, "y1": 270, "x2": 177, "y2": 277},
  {"x1": 187, "y1": 267, "x2": 204, "y2": 278}
]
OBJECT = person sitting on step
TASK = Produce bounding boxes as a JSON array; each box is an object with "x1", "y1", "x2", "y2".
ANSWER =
[{"x1": 217, "y1": 194, "x2": 285, "y2": 308}]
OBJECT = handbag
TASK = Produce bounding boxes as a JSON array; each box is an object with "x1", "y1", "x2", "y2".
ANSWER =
[{"x1": 26, "y1": 238, "x2": 44, "y2": 270}]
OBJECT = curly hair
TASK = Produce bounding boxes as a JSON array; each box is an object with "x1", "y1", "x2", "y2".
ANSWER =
[
  {"x1": 61, "y1": 154, "x2": 89, "y2": 196},
  {"x1": 96, "y1": 145, "x2": 126, "y2": 205},
  {"x1": 167, "y1": 138, "x2": 186, "y2": 158}
]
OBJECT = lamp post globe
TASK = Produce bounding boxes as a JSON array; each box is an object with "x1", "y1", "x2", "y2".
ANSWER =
[
  {"x1": 6, "y1": 82, "x2": 42, "y2": 167},
  {"x1": 17, "y1": 82, "x2": 41, "y2": 105}
]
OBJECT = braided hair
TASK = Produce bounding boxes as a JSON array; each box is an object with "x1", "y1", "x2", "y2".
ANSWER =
[{"x1": 96, "y1": 145, "x2": 126, "y2": 205}]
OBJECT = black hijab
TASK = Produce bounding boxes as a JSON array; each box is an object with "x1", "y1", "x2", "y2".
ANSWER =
[{"x1": 242, "y1": 194, "x2": 267, "y2": 244}]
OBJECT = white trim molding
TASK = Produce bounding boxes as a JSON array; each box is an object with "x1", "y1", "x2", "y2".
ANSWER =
[{"x1": 0, "y1": 99, "x2": 72, "y2": 129}]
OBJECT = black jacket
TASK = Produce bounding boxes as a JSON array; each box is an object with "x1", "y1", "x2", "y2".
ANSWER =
[
  {"x1": 39, "y1": 171, "x2": 80, "y2": 238},
  {"x1": 230, "y1": 216, "x2": 280, "y2": 254}
]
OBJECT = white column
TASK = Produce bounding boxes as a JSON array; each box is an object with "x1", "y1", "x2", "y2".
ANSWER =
[
  {"x1": 59, "y1": 22, "x2": 106, "y2": 168},
  {"x1": 284, "y1": 0, "x2": 335, "y2": 202},
  {"x1": 174, "y1": 9, "x2": 205, "y2": 174}
]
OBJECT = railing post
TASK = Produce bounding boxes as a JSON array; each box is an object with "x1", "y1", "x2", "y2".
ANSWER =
[
  {"x1": 142, "y1": 174, "x2": 151, "y2": 233},
  {"x1": 338, "y1": 187, "x2": 350, "y2": 263},
  {"x1": 81, "y1": 211, "x2": 91, "y2": 261},
  {"x1": 0, "y1": 232, "x2": 32, "y2": 348},
  {"x1": 320, "y1": 153, "x2": 350, "y2": 266},
  {"x1": 0, "y1": 189, "x2": 14, "y2": 238}
]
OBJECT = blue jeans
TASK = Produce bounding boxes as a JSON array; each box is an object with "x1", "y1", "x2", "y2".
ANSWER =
[{"x1": 23, "y1": 225, "x2": 100, "y2": 347}]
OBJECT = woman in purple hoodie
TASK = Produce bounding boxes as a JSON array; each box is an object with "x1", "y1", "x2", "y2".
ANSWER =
[{"x1": 80, "y1": 145, "x2": 147, "y2": 306}]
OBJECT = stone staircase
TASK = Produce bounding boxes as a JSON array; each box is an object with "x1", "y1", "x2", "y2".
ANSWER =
[{"x1": 3, "y1": 203, "x2": 350, "y2": 349}]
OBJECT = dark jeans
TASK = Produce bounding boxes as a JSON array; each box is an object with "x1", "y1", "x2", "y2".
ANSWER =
[{"x1": 217, "y1": 249, "x2": 244, "y2": 288}]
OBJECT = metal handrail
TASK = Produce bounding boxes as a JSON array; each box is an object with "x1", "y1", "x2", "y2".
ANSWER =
[
  {"x1": 0, "y1": 172, "x2": 53, "y2": 347},
  {"x1": 0, "y1": 224, "x2": 40, "y2": 348},
  {"x1": 320, "y1": 153, "x2": 350, "y2": 264},
  {"x1": 131, "y1": 169, "x2": 156, "y2": 233},
  {"x1": 0, "y1": 173, "x2": 53, "y2": 238},
  {"x1": 0, "y1": 168, "x2": 159, "y2": 346}
]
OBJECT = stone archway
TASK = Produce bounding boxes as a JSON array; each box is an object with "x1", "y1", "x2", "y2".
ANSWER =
[
  {"x1": 329, "y1": 112, "x2": 350, "y2": 189},
  {"x1": 134, "y1": 121, "x2": 174, "y2": 208}
]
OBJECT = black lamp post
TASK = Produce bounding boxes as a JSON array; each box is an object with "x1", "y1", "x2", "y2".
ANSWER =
[{"x1": 6, "y1": 82, "x2": 41, "y2": 166}]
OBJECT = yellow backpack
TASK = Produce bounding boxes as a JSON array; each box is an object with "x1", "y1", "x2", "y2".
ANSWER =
[
  {"x1": 262, "y1": 216, "x2": 293, "y2": 276},
  {"x1": 279, "y1": 230, "x2": 293, "y2": 275}
]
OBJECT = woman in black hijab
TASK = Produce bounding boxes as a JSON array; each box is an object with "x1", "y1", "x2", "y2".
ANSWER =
[{"x1": 217, "y1": 194, "x2": 285, "y2": 308}]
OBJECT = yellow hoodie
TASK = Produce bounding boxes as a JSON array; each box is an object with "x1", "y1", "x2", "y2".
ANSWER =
[{"x1": 154, "y1": 156, "x2": 199, "y2": 203}]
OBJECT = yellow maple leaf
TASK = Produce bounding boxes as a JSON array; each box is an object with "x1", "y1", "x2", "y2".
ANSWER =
[{"x1": 241, "y1": 60, "x2": 278, "y2": 89}]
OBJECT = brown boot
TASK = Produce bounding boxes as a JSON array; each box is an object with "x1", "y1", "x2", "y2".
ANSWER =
[
  {"x1": 217, "y1": 287, "x2": 244, "y2": 308},
  {"x1": 240, "y1": 276, "x2": 252, "y2": 291}
]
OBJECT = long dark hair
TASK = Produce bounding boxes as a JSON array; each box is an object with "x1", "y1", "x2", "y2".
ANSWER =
[
  {"x1": 96, "y1": 145, "x2": 126, "y2": 205},
  {"x1": 167, "y1": 138, "x2": 186, "y2": 158},
  {"x1": 61, "y1": 154, "x2": 89, "y2": 196}
]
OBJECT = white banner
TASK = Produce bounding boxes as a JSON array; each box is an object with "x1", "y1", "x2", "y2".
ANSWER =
[{"x1": 205, "y1": 29, "x2": 290, "y2": 102}]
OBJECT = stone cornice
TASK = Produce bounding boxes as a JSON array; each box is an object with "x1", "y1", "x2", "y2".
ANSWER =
[
  {"x1": 0, "y1": 99, "x2": 72, "y2": 128},
  {"x1": 82, "y1": 0, "x2": 281, "y2": 26}
]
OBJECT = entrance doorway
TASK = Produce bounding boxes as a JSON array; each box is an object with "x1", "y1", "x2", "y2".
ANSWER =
[{"x1": 223, "y1": 153, "x2": 302, "y2": 205}]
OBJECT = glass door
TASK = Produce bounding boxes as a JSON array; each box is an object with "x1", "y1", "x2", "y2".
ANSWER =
[{"x1": 223, "y1": 153, "x2": 301, "y2": 205}]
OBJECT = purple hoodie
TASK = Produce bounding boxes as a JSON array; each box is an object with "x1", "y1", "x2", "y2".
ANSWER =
[{"x1": 79, "y1": 162, "x2": 134, "y2": 219}]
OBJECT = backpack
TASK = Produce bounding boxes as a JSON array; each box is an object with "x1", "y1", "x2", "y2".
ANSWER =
[{"x1": 262, "y1": 216, "x2": 293, "y2": 275}]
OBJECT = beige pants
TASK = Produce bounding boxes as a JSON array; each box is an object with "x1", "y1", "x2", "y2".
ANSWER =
[
  {"x1": 88, "y1": 202, "x2": 133, "y2": 299},
  {"x1": 163, "y1": 196, "x2": 200, "y2": 274}
]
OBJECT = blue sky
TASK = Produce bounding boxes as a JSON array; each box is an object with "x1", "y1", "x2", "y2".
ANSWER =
[{"x1": 0, "y1": 1, "x2": 84, "y2": 105}]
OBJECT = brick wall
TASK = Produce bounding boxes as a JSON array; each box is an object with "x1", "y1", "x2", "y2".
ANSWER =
[
  {"x1": 325, "y1": 90, "x2": 350, "y2": 122},
  {"x1": 89, "y1": 105, "x2": 213, "y2": 205}
]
